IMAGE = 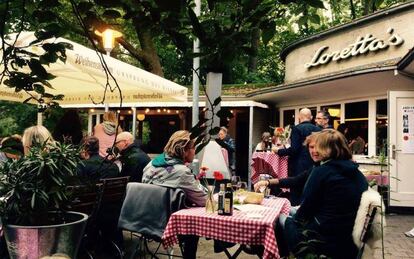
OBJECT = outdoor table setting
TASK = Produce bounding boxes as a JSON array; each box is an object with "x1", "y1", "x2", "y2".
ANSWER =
[
  {"x1": 162, "y1": 197, "x2": 291, "y2": 259},
  {"x1": 251, "y1": 152, "x2": 288, "y2": 184}
]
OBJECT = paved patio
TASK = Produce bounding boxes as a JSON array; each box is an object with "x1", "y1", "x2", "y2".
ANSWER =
[{"x1": 121, "y1": 213, "x2": 414, "y2": 259}]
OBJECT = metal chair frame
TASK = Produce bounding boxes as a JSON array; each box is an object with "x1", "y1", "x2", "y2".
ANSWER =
[
  {"x1": 67, "y1": 183, "x2": 104, "y2": 259},
  {"x1": 99, "y1": 176, "x2": 130, "y2": 259},
  {"x1": 356, "y1": 205, "x2": 378, "y2": 259}
]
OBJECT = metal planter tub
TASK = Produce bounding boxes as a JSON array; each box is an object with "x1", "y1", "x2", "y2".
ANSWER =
[{"x1": 3, "y1": 211, "x2": 88, "y2": 259}]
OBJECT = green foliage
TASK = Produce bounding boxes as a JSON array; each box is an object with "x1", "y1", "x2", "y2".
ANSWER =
[
  {"x1": 1, "y1": 0, "x2": 73, "y2": 106},
  {"x1": 0, "y1": 101, "x2": 37, "y2": 137},
  {"x1": 0, "y1": 141, "x2": 81, "y2": 225},
  {"x1": 0, "y1": 117, "x2": 19, "y2": 137}
]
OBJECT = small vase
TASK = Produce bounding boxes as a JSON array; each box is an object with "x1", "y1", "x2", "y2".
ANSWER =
[{"x1": 205, "y1": 186, "x2": 216, "y2": 213}]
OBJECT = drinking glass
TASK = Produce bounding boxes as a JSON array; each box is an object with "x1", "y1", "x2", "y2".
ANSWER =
[
  {"x1": 237, "y1": 181, "x2": 248, "y2": 191},
  {"x1": 231, "y1": 176, "x2": 241, "y2": 191}
]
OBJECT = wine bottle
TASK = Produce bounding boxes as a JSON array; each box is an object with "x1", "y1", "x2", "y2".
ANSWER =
[
  {"x1": 224, "y1": 183, "x2": 233, "y2": 216},
  {"x1": 217, "y1": 183, "x2": 225, "y2": 215}
]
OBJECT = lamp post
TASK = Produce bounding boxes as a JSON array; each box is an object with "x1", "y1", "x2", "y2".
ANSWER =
[
  {"x1": 95, "y1": 28, "x2": 123, "y2": 56},
  {"x1": 95, "y1": 28, "x2": 122, "y2": 112}
]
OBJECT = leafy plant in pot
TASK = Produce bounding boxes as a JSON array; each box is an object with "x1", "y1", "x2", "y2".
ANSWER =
[{"x1": 0, "y1": 141, "x2": 88, "y2": 258}]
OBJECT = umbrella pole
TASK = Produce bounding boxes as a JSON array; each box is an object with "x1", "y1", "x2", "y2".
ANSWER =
[{"x1": 37, "y1": 111, "x2": 43, "y2": 126}]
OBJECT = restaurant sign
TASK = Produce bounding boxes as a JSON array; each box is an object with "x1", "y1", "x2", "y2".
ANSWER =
[{"x1": 305, "y1": 28, "x2": 404, "y2": 69}]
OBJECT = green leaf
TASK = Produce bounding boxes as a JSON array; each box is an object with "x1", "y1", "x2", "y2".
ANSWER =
[
  {"x1": 209, "y1": 127, "x2": 221, "y2": 136},
  {"x1": 103, "y1": 9, "x2": 122, "y2": 19},
  {"x1": 31, "y1": 192, "x2": 36, "y2": 208},
  {"x1": 52, "y1": 94, "x2": 64, "y2": 100},
  {"x1": 216, "y1": 108, "x2": 233, "y2": 119},
  {"x1": 261, "y1": 21, "x2": 276, "y2": 45},
  {"x1": 77, "y1": 1, "x2": 94, "y2": 13},
  {"x1": 33, "y1": 84, "x2": 45, "y2": 95},
  {"x1": 187, "y1": 8, "x2": 206, "y2": 41},
  {"x1": 307, "y1": 0, "x2": 325, "y2": 9},
  {"x1": 32, "y1": 10, "x2": 57, "y2": 23},
  {"x1": 195, "y1": 141, "x2": 209, "y2": 154},
  {"x1": 298, "y1": 16, "x2": 307, "y2": 27},
  {"x1": 309, "y1": 14, "x2": 320, "y2": 24},
  {"x1": 375, "y1": 0, "x2": 385, "y2": 8},
  {"x1": 194, "y1": 134, "x2": 206, "y2": 146},
  {"x1": 28, "y1": 59, "x2": 48, "y2": 79},
  {"x1": 213, "y1": 97, "x2": 221, "y2": 106}
]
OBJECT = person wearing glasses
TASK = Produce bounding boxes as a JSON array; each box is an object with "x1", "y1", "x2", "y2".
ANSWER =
[
  {"x1": 115, "y1": 131, "x2": 151, "y2": 182},
  {"x1": 315, "y1": 110, "x2": 332, "y2": 129}
]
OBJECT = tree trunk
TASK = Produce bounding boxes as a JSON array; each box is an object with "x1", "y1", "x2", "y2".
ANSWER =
[
  {"x1": 248, "y1": 27, "x2": 260, "y2": 73},
  {"x1": 349, "y1": 0, "x2": 356, "y2": 19},
  {"x1": 126, "y1": 18, "x2": 164, "y2": 77}
]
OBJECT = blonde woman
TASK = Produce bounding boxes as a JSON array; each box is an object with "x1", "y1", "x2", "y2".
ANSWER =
[
  {"x1": 93, "y1": 111, "x2": 122, "y2": 158},
  {"x1": 142, "y1": 130, "x2": 206, "y2": 207},
  {"x1": 283, "y1": 129, "x2": 368, "y2": 259},
  {"x1": 22, "y1": 125, "x2": 54, "y2": 155}
]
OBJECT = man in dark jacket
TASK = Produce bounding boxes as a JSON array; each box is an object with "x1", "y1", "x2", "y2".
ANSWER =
[
  {"x1": 315, "y1": 110, "x2": 332, "y2": 129},
  {"x1": 216, "y1": 126, "x2": 236, "y2": 174},
  {"x1": 78, "y1": 136, "x2": 119, "y2": 181},
  {"x1": 115, "y1": 132, "x2": 151, "y2": 182},
  {"x1": 273, "y1": 108, "x2": 321, "y2": 205}
]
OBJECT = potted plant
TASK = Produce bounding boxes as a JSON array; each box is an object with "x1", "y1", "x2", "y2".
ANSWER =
[{"x1": 0, "y1": 141, "x2": 88, "y2": 259}]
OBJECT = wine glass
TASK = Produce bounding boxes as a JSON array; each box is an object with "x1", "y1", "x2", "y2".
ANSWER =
[
  {"x1": 231, "y1": 176, "x2": 241, "y2": 191},
  {"x1": 237, "y1": 181, "x2": 248, "y2": 191}
]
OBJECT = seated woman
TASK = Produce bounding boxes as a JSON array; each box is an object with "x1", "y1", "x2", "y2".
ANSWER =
[
  {"x1": 77, "y1": 136, "x2": 119, "y2": 182},
  {"x1": 22, "y1": 125, "x2": 55, "y2": 155},
  {"x1": 254, "y1": 131, "x2": 321, "y2": 203},
  {"x1": 283, "y1": 129, "x2": 368, "y2": 259},
  {"x1": 142, "y1": 130, "x2": 206, "y2": 259},
  {"x1": 255, "y1": 131, "x2": 274, "y2": 152},
  {"x1": 142, "y1": 130, "x2": 206, "y2": 206}
]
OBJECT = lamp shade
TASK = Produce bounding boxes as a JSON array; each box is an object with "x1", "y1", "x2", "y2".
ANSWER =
[{"x1": 137, "y1": 114, "x2": 145, "y2": 121}]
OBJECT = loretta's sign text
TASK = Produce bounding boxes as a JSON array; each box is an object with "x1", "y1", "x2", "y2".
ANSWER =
[{"x1": 305, "y1": 28, "x2": 404, "y2": 69}]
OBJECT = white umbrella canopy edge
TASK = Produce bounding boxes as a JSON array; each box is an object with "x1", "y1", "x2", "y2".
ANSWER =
[{"x1": 0, "y1": 31, "x2": 188, "y2": 105}]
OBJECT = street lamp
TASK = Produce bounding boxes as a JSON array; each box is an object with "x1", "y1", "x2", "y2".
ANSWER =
[{"x1": 95, "y1": 28, "x2": 123, "y2": 56}]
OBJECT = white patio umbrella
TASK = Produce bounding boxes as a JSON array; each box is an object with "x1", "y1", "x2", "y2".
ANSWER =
[{"x1": 0, "y1": 32, "x2": 188, "y2": 106}]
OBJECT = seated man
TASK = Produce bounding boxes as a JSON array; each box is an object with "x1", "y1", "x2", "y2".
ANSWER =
[
  {"x1": 77, "y1": 136, "x2": 119, "y2": 182},
  {"x1": 115, "y1": 132, "x2": 151, "y2": 182}
]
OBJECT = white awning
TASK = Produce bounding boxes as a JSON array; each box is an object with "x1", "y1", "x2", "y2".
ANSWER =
[
  {"x1": 61, "y1": 100, "x2": 269, "y2": 109},
  {"x1": 0, "y1": 32, "x2": 188, "y2": 105}
]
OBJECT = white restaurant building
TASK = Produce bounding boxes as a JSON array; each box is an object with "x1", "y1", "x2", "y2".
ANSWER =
[{"x1": 247, "y1": 1, "x2": 414, "y2": 208}]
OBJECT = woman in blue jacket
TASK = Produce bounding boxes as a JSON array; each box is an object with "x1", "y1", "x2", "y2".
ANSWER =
[{"x1": 284, "y1": 129, "x2": 368, "y2": 259}]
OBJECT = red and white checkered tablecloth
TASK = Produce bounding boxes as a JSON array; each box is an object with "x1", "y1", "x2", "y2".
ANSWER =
[
  {"x1": 251, "y1": 152, "x2": 288, "y2": 184},
  {"x1": 162, "y1": 198, "x2": 291, "y2": 259}
]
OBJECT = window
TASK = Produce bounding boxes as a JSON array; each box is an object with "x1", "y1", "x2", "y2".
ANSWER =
[
  {"x1": 376, "y1": 99, "x2": 387, "y2": 155},
  {"x1": 283, "y1": 110, "x2": 295, "y2": 127},
  {"x1": 345, "y1": 101, "x2": 368, "y2": 155}
]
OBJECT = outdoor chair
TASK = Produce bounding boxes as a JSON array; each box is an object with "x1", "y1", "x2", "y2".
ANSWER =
[
  {"x1": 66, "y1": 183, "x2": 104, "y2": 259},
  {"x1": 98, "y1": 176, "x2": 130, "y2": 259},
  {"x1": 352, "y1": 187, "x2": 385, "y2": 259},
  {"x1": 118, "y1": 182, "x2": 186, "y2": 259}
]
